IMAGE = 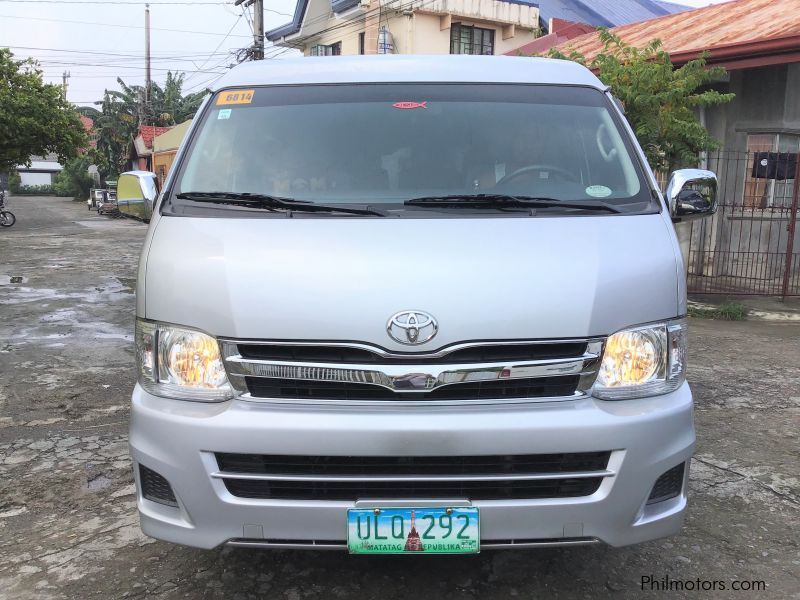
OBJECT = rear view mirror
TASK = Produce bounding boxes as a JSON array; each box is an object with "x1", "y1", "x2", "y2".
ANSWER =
[{"x1": 666, "y1": 169, "x2": 717, "y2": 222}]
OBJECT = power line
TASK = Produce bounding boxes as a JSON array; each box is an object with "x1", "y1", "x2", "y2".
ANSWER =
[
  {"x1": 265, "y1": 0, "x2": 419, "y2": 51},
  {"x1": 182, "y1": 13, "x2": 242, "y2": 85},
  {"x1": 6, "y1": 45, "x2": 233, "y2": 58},
  {"x1": 182, "y1": 69, "x2": 226, "y2": 93},
  {"x1": 0, "y1": 0, "x2": 291, "y2": 13},
  {"x1": 1, "y1": 0, "x2": 217, "y2": 4},
  {"x1": 35, "y1": 60, "x2": 226, "y2": 73},
  {"x1": 0, "y1": 13, "x2": 253, "y2": 37},
  {"x1": 41, "y1": 72, "x2": 219, "y2": 78},
  {"x1": 280, "y1": 0, "x2": 446, "y2": 52}
]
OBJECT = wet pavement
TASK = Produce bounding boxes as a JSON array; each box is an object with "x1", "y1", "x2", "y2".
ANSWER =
[{"x1": 0, "y1": 196, "x2": 798, "y2": 599}]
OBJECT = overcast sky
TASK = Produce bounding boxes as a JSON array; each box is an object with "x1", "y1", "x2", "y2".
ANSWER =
[{"x1": 2, "y1": 0, "x2": 733, "y2": 108}]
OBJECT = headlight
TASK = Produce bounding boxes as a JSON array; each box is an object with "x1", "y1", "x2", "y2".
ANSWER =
[
  {"x1": 593, "y1": 319, "x2": 687, "y2": 400},
  {"x1": 135, "y1": 319, "x2": 233, "y2": 402}
]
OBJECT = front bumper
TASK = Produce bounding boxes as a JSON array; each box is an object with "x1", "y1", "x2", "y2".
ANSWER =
[{"x1": 129, "y1": 383, "x2": 694, "y2": 550}]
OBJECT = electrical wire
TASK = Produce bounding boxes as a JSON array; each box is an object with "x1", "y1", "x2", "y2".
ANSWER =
[
  {"x1": 266, "y1": 0, "x2": 435, "y2": 51},
  {"x1": 0, "y1": 0, "x2": 288, "y2": 10},
  {"x1": 6, "y1": 45, "x2": 233, "y2": 59},
  {"x1": 0, "y1": 13, "x2": 253, "y2": 37},
  {"x1": 34, "y1": 60, "x2": 226, "y2": 72},
  {"x1": 183, "y1": 13, "x2": 243, "y2": 85}
]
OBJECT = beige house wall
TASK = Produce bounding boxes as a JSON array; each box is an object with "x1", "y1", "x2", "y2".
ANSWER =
[{"x1": 152, "y1": 120, "x2": 192, "y2": 154}]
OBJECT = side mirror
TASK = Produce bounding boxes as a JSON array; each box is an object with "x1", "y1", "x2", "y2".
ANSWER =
[
  {"x1": 666, "y1": 169, "x2": 717, "y2": 222},
  {"x1": 117, "y1": 171, "x2": 158, "y2": 222}
]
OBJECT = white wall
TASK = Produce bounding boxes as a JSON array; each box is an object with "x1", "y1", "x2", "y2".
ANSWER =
[{"x1": 19, "y1": 172, "x2": 54, "y2": 186}]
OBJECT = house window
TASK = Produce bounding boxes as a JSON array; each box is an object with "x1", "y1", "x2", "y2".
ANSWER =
[
  {"x1": 450, "y1": 23, "x2": 495, "y2": 55},
  {"x1": 310, "y1": 42, "x2": 342, "y2": 56},
  {"x1": 359, "y1": 32, "x2": 365, "y2": 55},
  {"x1": 743, "y1": 133, "x2": 799, "y2": 209}
]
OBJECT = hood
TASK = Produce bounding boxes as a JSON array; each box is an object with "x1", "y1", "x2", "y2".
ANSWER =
[{"x1": 142, "y1": 214, "x2": 680, "y2": 349}]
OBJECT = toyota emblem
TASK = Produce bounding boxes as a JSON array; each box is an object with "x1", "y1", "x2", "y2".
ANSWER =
[{"x1": 386, "y1": 310, "x2": 438, "y2": 345}]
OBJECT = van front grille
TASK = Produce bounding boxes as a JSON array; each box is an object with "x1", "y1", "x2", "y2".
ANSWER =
[
  {"x1": 245, "y1": 375, "x2": 580, "y2": 401},
  {"x1": 221, "y1": 477, "x2": 603, "y2": 501},
  {"x1": 221, "y1": 338, "x2": 603, "y2": 403},
  {"x1": 212, "y1": 452, "x2": 612, "y2": 501},
  {"x1": 215, "y1": 452, "x2": 612, "y2": 476},
  {"x1": 236, "y1": 342, "x2": 588, "y2": 365}
]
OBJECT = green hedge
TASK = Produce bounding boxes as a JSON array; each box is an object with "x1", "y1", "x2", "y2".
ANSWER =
[{"x1": 11, "y1": 184, "x2": 70, "y2": 196}]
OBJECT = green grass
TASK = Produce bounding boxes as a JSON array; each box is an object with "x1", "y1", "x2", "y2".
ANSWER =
[{"x1": 688, "y1": 300, "x2": 748, "y2": 321}]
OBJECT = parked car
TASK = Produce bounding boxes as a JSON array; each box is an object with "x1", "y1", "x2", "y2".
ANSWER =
[
  {"x1": 96, "y1": 192, "x2": 119, "y2": 216},
  {"x1": 130, "y1": 55, "x2": 717, "y2": 553},
  {"x1": 117, "y1": 171, "x2": 158, "y2": 221}
]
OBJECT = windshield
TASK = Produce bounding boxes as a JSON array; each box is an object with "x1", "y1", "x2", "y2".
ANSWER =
[{"x1": 167, "y1": 84, "x2": 655, "y2": 216}]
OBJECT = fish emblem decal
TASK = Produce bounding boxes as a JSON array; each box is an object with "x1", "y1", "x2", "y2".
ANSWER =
[{"x1": 392, "y1": 101, "x2": 427, "y2": 110}]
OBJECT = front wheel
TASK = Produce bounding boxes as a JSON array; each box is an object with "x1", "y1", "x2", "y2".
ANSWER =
[{"x1": 0, "y1": 210, "x2": 16, "y2": 227}]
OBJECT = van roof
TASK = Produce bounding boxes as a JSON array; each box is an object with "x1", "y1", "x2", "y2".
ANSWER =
[{"x1": 212, "y1": 55, "x2": 606, "y2": 91}]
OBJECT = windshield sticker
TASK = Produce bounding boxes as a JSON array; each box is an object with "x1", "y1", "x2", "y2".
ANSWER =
[
  {"x1": 393, "y1": 101, "x2": 427, "y2": 110},
  {"x1": 586, "y1": 185, "x2": 612, "y2": 198},
  {"x1": 217, "y1": 89, "x2": 255, "y2": 106},
  {"x1": 217, "y1": 109, "x2": 232, "y2": 120}
]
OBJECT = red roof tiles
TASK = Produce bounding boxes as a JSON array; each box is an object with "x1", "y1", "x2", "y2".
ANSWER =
[{"x1": 137, "y1": 125, "x2": 171, "y2": 150}]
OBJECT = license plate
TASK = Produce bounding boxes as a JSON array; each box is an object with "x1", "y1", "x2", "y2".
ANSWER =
[{"x1": 347, "y1": 507, "x2": 479, "y2": 554}]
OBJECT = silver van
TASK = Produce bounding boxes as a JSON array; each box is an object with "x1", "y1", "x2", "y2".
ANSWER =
[{"x1": 130, "y1": 55, "x2": 716, "y2": 553}]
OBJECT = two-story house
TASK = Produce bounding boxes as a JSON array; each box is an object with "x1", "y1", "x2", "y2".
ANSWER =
[
  {"x1": 265, "y1": 0, "x2": 689, "y2": 57},
  {"x1": 266, "y1": 0, "x2": 541, "y2": 57}
]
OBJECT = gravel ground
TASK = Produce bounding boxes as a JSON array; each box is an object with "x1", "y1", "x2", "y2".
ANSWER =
[{"x1": 0, "y1": 196, "x2": 798, "y2": 599}]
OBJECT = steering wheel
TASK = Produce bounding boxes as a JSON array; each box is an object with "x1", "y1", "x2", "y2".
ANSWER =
[{"x1": 497, "y1": 164, "x2": 579, "y2": 186}]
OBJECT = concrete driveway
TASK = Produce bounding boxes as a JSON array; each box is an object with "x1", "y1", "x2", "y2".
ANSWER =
[{"x1": 1, "y1": 197, "x2": 798, "y2": 599}]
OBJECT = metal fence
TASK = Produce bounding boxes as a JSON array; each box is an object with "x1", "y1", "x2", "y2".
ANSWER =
[{"x1": 678, "y1": 150, "x2": 800, "y2": 297}]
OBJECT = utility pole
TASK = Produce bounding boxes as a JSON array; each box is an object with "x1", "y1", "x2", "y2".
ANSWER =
[
  {"x1": 62, "y1": 70, "x2": 70, "y2": 99},
  {"x1": 235, "y1": 0, "x2": 263, "y2": 60},
  {"x1": 144, "y1": 3, "x2": 152, "y2": 121},
  {"x1": 253, "y1": 0, "x2": 264, "y2": 60}
]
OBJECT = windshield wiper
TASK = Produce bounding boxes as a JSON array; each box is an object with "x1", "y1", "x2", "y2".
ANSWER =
[
  {"x1": 176, "y1": 192, "x2": 388, "y2": 217},
  {"x1": 404, "y1": 194, "x2": 622, "y2": 214}
]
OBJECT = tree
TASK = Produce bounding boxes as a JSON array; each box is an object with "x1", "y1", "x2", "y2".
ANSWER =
[
  {"x1": 54, "y1": 154, "x2": 97, "y2": 200},
  {"x1": 0, "y1": 49, "x2": 88, "y2": 175},
  {"x1": 154, "y1": 72, "x2": 206, "y2": 125},
  {"x1": 93, "y1": 72, "x2": 207, "y2": 176},
  {"x1": 549, "y1": 30, "x2": 734, "y2": 172}
]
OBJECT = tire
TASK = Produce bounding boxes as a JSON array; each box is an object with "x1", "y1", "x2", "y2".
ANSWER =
[{"x1": 0, "y1": 210, "x2": 15, "y2": 227}]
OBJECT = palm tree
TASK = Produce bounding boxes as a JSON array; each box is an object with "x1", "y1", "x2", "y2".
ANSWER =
[{"x1": 93, "y1": 72, "x2": 208, "y2": 176}]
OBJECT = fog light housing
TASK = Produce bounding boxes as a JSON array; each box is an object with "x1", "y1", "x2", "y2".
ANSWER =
[
  {"x1": 139, "y1": 464, "x2": 178, "y2": 507},
  {"x1": 646, "y1": 462, "x2": 685, "y2": 505}
]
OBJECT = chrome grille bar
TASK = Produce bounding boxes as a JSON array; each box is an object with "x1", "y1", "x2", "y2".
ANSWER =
[
  {"x1": 211, "y1": 469, "x2": 615, "y2": 482},
  {"x1": 221, "y1": 339, "x2": 603, "y2": 397}
]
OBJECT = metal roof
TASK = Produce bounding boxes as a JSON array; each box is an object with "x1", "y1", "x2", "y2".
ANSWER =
[
  {"x1": 551, "y1": 0, "x2": 800, "y2": 68},
  {"x1": 537, "y1": 0, "x2": 689, "y2": 30},
  {"x1": 211, "y1": 55, "x2": 605, "y2": 91}
]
